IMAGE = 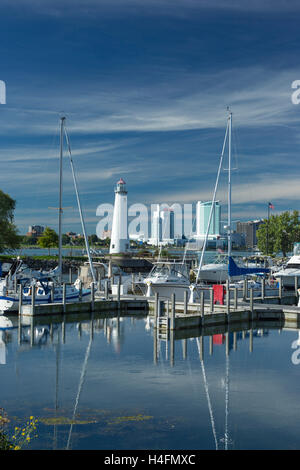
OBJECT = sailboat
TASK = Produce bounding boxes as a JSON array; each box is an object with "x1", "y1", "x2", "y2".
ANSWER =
[
  {"x1": 0, "y1": 117, "x2": 94, "y2": 313},
  {"x1": 137, "y1": 111, "x2": 244, "y2": 301},
  {"x1": 192, "y1": 110, "x2": 272, "y2": 293}
]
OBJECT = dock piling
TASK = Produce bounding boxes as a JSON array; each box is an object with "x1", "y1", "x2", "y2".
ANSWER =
[
  {"x1": 226, "y1": 280, "x2": 230, "y2": 316},
  {"x1": 30, "y1": 316, "x2": 34, "y2": 346},
  {"x1": 62, "y1": 283, "x2": 66, "y2": 313},
  {"x1": 279, "y1": 278, "x2": 282, "y2": 300},
  {"x1": 200, "y1": 291, "x2": 204, "y2": 325},
  {"x1": 184, "y1": 290, "x2": 188, "y2": 314},
  {"x1": 79, "y1": 280, "x2": 82, "y2": 302},
  {"x1": 243, "y1": 279, "x2": 247, "y2": 301},
  {"x1": 117, "y1": 276, "x2": 121, "y2": 306},
  {"x1": 18, "y1": 284, "x2": 23, "y2": 316},
  {"x1": 234, "y1": 287, "x2": 238, "y2": 309},
  {"x1": 154, "y1": 292, "x2": 159, "y2": 327},
  {"x1": 209, "y1": 288, "x2": 214, "y2": 313},
  {"x1": 250, "y1": 287, "x2": 254, "y2": 319},
  {"x1": 91, "y1": 282, "x2": 95, "y2": 311},
  {"x1": 31, "y1": 285, "x2": 35, "y2": 316},
  {"x1": 170, "y1": 293, "x2": 176, "y2": 330}
]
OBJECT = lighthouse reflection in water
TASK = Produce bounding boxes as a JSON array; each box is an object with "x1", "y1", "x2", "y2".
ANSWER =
[{"x1": 0, "y1": 312, "x2": 300, "y2": 450}]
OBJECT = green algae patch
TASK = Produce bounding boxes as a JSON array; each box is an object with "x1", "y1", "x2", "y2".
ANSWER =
[
  {"x1": 39, "y1": 417, "x2": 97, "y2": 426},
  {"x1": 107, "y1": 414, "x2": 153, "y2": 425}
]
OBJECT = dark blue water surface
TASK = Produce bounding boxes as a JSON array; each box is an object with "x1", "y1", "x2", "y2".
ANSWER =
[{"x1": 1, "y1": 311, "x2": 300, "y2": 450}]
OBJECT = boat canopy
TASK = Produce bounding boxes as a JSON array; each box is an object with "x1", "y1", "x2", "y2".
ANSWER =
[{"x1": 228, "y1": 256, "x2": 269, "y2": 277}]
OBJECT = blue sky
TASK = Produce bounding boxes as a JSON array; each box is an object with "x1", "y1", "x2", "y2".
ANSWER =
[{"x1": 1, "y1": 0, "x2": 300, "y2": 235}]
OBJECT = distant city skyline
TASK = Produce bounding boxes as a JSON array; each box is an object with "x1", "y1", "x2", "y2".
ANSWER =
[{"x1": 1, "y1": 1, "x2": 300, "y2": 235}]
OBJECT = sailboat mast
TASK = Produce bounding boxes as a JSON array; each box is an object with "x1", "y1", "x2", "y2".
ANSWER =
[
  {"x1": 64, "y1": 126, "x2": 97, "y2": 284},
  {"x1": 227, "y1": 110, "x2": 232, "y2": 259},
  {"x1": 58, "y1": 116, "x2": 65, "y2": 283},
  {"x1": 195, "y1": 117, "x2": 229, "y2": 284}
]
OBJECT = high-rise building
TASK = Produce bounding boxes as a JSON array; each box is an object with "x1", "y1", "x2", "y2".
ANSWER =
[
  {"x1": 26, "y1": 225, "x2": 44, "y2": 238},
  {"x1": 236, "y1": 220, "x2": 263, "y2": 248},
  {"x1": 109, "y1": 178, "x2": 130, "y2": 254},
  {"x1": 161, "y1": 208, "x2": 175, "y2": 240},
  {"x1": 151, "y1": 204, "x2": 162, "y2": 246},
  {"x1": 196, "y1": 201, "x2": 221, "y2": 237}
]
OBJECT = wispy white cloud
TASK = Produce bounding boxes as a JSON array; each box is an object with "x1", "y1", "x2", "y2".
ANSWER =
[
  {"x1": 147, "y1": 174, "x2": 300, "y2": 207},
  {"x1": 2, "y1": 66, "x2": 300, "y2": 136}
]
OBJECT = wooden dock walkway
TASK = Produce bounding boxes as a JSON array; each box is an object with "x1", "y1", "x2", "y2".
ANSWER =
[{"x1": 16, "y1": 287, "x2": 300, "y2": 332}]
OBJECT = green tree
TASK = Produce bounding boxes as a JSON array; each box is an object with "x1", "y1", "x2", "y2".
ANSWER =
[
  {"x1": 62, "y1": 234, "x2": 71, "y2": 245},
  {"x1": 22, "y1": 235, "x2": 37, "y2": 246},
  {"x1": 257, "y1": 210, "x2": 300, "y2": 256},
  {"x1": 88, "y1": 234, "x2": 98, "y2": 244},
  {"x1": 37, "y1": 227, "x2": 58, "y2": 255},
  {"x1": 0, "y1": 190, "x2": 20, "y2": 253}
]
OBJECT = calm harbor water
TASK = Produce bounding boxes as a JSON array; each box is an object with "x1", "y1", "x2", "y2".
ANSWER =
[
  {"x1": 1, "y1": 312, "x2": 300, "y2": 450},
  {"x1": 5, "y1": 247, "x2": 259, "y2": 262}
]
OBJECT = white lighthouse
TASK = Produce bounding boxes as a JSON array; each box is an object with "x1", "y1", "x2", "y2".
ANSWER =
[{"x1": 109, "y1": 178, "x2": 130, "y2": 254}]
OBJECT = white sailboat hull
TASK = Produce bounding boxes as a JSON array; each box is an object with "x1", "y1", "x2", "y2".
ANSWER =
[
  {"x1": 0, "y1": 289, "x2": 91, "y2": 313},
  {"x1": 196, "y1": 263, "x2": 244, "y2": 283}
]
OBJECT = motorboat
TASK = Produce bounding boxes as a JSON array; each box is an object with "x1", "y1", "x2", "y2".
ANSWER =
[{"x1": 136, "y1": 261, "x2": 193, "y2": 300}]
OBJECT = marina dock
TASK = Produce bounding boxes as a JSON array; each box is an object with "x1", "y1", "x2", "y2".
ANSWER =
[{"x1": 15, "y1": 281, "x2": 300, "y2": 331}]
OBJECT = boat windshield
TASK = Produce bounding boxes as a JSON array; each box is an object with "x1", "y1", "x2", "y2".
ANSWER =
[
  {"x1": 149, "y1": 262, "x2": 188, "y2": 279},
  {"x1": 205, "y1": 254, "x2": 243, "y2": 266}
]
